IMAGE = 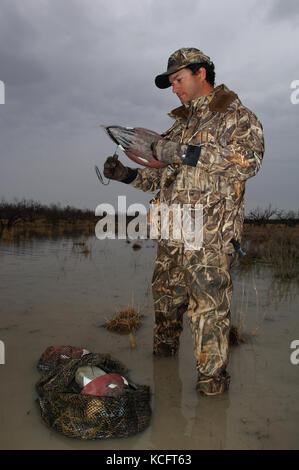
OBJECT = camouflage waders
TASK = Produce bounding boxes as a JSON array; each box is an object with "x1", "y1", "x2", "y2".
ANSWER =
[{"x1": 152, "y1": 242, "x2": 234, "y2": 395}]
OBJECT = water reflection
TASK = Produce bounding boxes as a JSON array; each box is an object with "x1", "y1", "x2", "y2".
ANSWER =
[{"x1": 149, "y1": 356, "x2": 231, "y2": 450}]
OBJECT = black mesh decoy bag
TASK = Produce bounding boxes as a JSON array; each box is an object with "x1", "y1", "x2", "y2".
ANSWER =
[{"x1": 35, "y1": 348, "x2": 152, "y2": 440}]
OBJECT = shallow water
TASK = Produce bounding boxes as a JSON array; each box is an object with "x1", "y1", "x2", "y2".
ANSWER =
[{"x1": 0, "y1": 236, "x2": 298, "y2": 450}]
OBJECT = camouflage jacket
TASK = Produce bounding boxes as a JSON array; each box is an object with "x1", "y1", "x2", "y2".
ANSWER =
[{"x1": 129, "y1": 84, "x2": 264, "y2": 253}]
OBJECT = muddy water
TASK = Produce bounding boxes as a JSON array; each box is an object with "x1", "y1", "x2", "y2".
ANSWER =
[{"x1": 0, "y1": 236, "x2": 298, "y2": 450}]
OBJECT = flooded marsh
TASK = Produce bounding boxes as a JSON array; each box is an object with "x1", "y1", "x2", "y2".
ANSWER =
[{"x1": 0, "y1": 232, "x2": 299, "y2": 450}]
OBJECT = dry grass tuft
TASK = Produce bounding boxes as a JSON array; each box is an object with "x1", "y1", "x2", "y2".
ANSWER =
[
  {"x1": 132, "y1": 243, "x2": 142, "y2": 251},
  {"x1": 229, "y1": 325, "x2": 248, "y2": 346},
  {"x1": 104, "y1": 308, "x2": 141, "y2": 333}
]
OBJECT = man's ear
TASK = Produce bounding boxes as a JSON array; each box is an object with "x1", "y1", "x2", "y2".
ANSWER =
[{"x1": 197, "y1": 66, "x2": 206, "y2": 81}]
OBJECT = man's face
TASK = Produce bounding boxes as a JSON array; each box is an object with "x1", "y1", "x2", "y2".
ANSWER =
[{"x1": 169, "y1": 67, "x2": 206, "y2": 104}]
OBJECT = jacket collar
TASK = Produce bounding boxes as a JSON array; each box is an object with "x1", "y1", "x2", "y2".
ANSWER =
[{"x1": 168, "y1": 84, "x2": 238, "y2": 121}]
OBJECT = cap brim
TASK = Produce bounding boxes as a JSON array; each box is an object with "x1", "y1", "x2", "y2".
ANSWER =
[
  {"x1": 155, "y1": 73, "x2": 171, "y2": 89},
  {"x1": 155, "y1": 64, "x2": 187, "y2": 89}
]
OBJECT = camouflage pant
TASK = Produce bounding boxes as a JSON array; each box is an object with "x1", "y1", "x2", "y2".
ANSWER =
[{"x1": 152, "y1": 242, "x2": 234, "y2": 378}]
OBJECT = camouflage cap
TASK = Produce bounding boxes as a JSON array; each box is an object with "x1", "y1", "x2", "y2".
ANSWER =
[{"x1": 155, "y1": 47, "x2": 211, "y2": 89}]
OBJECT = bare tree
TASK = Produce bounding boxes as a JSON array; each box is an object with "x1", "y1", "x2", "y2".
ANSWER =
[{"x1": 247, "y1": 204, "x2": 278, "y2": 225}]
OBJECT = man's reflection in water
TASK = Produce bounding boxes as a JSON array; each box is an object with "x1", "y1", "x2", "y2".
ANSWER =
[{"x1": 149, "y1": 355, "x2": 230, "y2": 450}]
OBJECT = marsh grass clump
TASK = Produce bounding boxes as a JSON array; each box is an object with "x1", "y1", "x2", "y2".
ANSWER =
[
  {"x1": 0, "y1": 198, "x2": 96, "y2": 241},
  {"x1": 104, "y1": 308, "x2": 142, "y2": 333},
  {"x1": 239, "y1": 223, "x2": 299, "y2": 282},
  {"x1": 263, "y1": 234, "x2": 299, "y2": 282},
  {"x1": 229, "y1": 325, "x2": 248, "y2": 346},
  {"x1": 73, "y1": 239, "x2": 90, "y2": 255},
  {"x1": 132, "y1": 243, "x2": 142, "y2": 251}
]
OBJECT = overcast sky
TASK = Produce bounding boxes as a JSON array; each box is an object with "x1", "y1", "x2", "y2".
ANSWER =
[{"x1": 0, "y1": 0, "x2": 298, "y2": 214}]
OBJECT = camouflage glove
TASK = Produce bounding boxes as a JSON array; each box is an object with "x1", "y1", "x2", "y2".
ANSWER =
[
  {"x1": 103, "y1": 155, "x2": 129, "y2": 181},
  {"x1": 152, "y1": 140, "x2": 201, "y2": 167}
]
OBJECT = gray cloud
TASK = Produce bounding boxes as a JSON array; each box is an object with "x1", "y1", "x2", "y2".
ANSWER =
[
  {"x1": 0, "y1": 0, "x2": 298, "y2": 213},
  {"x1": 267, "y1": 0, "x2": 299, "y2": 22}
]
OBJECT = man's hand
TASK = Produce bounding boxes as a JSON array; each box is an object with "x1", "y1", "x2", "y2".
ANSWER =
[
  {"x1": 151, "y1": 140, "x2": 188, "y2": 164},
  {"x1": 151, "y1": 140, "x2": 201, "y2": 167},
  {"x1": 103, "y1": 155, "x2": 129, "y2": 181}
]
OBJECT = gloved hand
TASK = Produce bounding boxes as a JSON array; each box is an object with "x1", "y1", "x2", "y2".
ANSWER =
[
  {"x1": 103, "y1": 155, "x2": 129, "y2": 181},
  {"x1": 151, "y1": 140, "x2": 201, "y2": 167},
  {"x1": 151, "y1": 140, "x2": 188, "y2": 164}
]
